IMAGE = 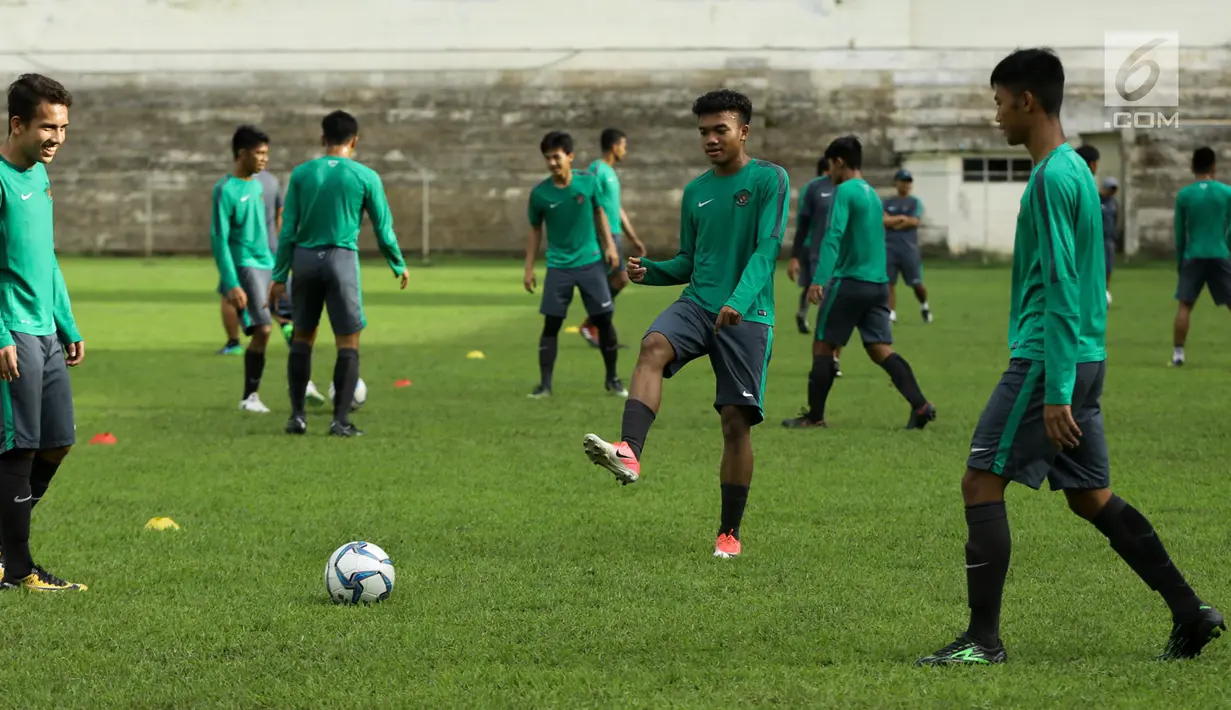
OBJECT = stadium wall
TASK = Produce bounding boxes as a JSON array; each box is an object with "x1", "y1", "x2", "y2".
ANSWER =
[{"x1": 1, "y1": 0, "x2": 1226, "y2": 259}]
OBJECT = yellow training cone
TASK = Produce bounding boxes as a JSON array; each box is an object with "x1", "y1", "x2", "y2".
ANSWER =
[
  {"x1": 563, "y1": 326, "x2": 580, "y2": 334},
  {"x1": 144, "y1": 517, "x2": 180, "y2": 531},
  {"x1": 466, "y1": 350, "x2": 486, "y2": 360}
]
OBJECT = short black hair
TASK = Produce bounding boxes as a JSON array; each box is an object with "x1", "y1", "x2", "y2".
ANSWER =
[
  {"x1": 816, "y1": 156, "x2": 829, "y2": 175},
  {"x1": 7, "y1": 73, "x2": 72, "y2": 130},
  {"x1": 600, "y1": 128, "x2": 626, "y2": 153},
  {"x1": 1075, "y1": 144, "x2": 1100, "y2": 167},
  {"x1": 322, "y1": 110, "x2": 359, "y2": 146},
  {"x1": 540, "y1": 131, "x2": 573, "y2": 155},
  {"x1": 823, "y1": 135, "x2": 862, "y2": 170},
  {"x1": 691, "y1": 89, "x2": 753, "y2": 125},
  {"x1": 231, "y1": 125, "x2": 270, "y2": 158},
  {"x1": 989, "y1": 48, "x2": 1065, "y2": 116},
  {"x1": 1193, "y1": 146, "x2": 1216, "y2": 173}
]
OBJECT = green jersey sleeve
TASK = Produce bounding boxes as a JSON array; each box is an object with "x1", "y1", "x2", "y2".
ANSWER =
[
  {"x1": 273, "y1": 171, "x2": 300, "y2": 283},
  {"x1": 1032, "y1": 169, "x2": 1082, "y2": 405},
  {"x1": 51, "y1": 258, "x2": 80, "y2": 344},
  {"x1": 643, "y1": 189, "x2": 696, "y2": 286},
  {"x1": 725, "y1": 167, "x2": 788, "y2": 314},
  {"x1": 362, "y1": 171, "x2": 406, "y2": 275},
  {"x1": 210, "y1": 182, "x2": 240, "y2": 292},
  {"x1": 812, "y1": 183, "x2": 850, "y2": 285},
  {"x1": 527, "y1": 190, "x2": 544, "y2": 228}
]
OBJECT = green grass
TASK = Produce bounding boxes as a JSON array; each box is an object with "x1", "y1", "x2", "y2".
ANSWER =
[{"x1": 6, "y1": 257, "x2": 1231, "y2": 708}]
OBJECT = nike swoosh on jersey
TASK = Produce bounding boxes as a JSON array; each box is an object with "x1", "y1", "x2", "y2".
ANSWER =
[
  {"x1": 20, "y1": 193, "x2": 33, "y2": 200},
  {"x1": 698, "y1": 199, "x2": 714, "y2": 207}
]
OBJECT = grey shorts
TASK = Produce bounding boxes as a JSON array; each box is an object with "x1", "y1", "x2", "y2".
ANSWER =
[
  {"x1": 967, "y1": 359, "x2": 1110, "y2": 491},
  {"x1": 1, "y1": 333, "x2": 75, "y2": 453},
  {"x1": 1104, "y1": 239, "x2": 1116, "y2": 277},
  {"x1": 608, "y1": 238, "x2": 626, "y2": 275},
  {"x1": 886, "y1": 240, "x2": 923, "y2": 286},
  {"x1": 291, "y1": 246, "x2": 366, "y2": 335},
  {"x1": 228, "y1": 267, "x2": 273, "y2": 335},
  {"x1": 647, "y1": 298, "x2": 773, "y2": 425},
  {"x1": 540, "y1": 262, "x2": 613, "y2": 319},
  {"x1": 1175, "y1": 258, "x2": 1231, "y2": 305},
  {"x1": 796, "y1": 252, "x2": 815, "y2": 288},
  {"x1": 815, "y1": 278, "x2": 894, "y2": 347}
]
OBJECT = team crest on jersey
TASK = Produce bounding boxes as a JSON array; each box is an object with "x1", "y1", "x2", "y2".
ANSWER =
[
  {"x1": 734, "y1": 189, "x2": 751, "y2": 206},
  {"x1": 575, "y1": 194, "x2": 585, "y2": 204}
]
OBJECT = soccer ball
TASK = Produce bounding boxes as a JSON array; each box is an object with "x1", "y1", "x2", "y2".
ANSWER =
[
  {"x1": 328, "y1": 377, "x2": 367, "y2": 411},
  {"x1": 324, "y1": 541, "x2": 395, "y2": 605}
]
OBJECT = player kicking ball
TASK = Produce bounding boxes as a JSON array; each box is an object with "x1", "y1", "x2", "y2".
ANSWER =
[
  {"x1": 523, "y1": 131, "x2": 623, "y2": 398},
  {"x1": 269, "y1": 110, "x2": 409, "y2": 437},
  {"x1": 583, "y1": 89, "x2": 788, "y2": 559},
  {"x1": 917, "y1": 49, "x2": 1222, "y2": 667},
  {"x1": 0, "y1": 74, "x2": 87, "y2": 590}
]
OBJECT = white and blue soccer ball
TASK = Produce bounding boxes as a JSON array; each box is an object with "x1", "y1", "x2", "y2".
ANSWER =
[
  {"x1": 328, "y1": 377, "x2": 367, "y2": 411},
  {"x1": 324, "y1": 541, "x2": 395, "y2": 605}
]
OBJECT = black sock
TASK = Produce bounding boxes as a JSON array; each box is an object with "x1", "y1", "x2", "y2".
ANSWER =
[
  {"x1": 29, "y1": 456, "x2": 60, "y2": 510},
  {"x1": 798, "y1": 287, "x2": 809, "y2": 318},
  {"x1": 965, "y1": 501, "x2": 1011, "y2": 648},
  {"x1": 332, "y1": 348, "x2": 359, "y2": 423},
  {"x1": 1091, "y1": 495, "x2": 1203, "y2": 622},
  {"x1": 288, "y1": 341, "x2": 312, "y2": 416},
  {"x1": 879, "y1": 353, "x2": 928, "y2": 410},
  {"x1": 225, "y1": 338, "x2": 240, "y2": 348},
  {"x1": 620, "y1": 399, "x2": 656, "y2": 459},
  {"x1": 594, "y1": 317, "x2": 619, "y2": 380},
  {"x1": 806, "y1": 354, "x2": 836, "y2": 421},
  {"x1": 243, "y1": 349, "x2": 266, "y2": 399},
  {"x1": 538, "y1": 337, "x2": 558, "y2": 389},
  {"x1": 0, "y1": 454, "x2": 34, "y2": 579},
  {"x1": 719, "y1": 483, "x2": 750, "y2": 539},
  {"x1": 610, "y1": 283, "x2": 624, "y2": 301}
]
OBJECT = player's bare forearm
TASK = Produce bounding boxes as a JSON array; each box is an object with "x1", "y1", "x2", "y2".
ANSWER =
[
  {"x1": 619, "y1": 208, "x2": 637, "y2": 242},
  {"x1": 595, "y1": 208, "x2": 616, "y2": 252},
  {"x1": 524, "y1": 227, "x2": 542, "y2": 270}
]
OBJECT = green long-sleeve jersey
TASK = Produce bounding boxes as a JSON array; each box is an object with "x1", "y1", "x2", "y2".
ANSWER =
[
  {"x1": 812, "y1": 178, "x2": 888, "y2": 286},
  {"x1": 643, "y1": 159, "x2": 788, "y2": 325},
  {"x1": 0, "y1": 156, "x2": 80, "y2": 348},
  {"x1": 1009, "y1": 143, "x2": 1106, "y2": 405},
  {"x1": 273, "y1": 156, "x2": 406, "y2": 282},
  {"x1": 211, "y1": 174, "x2": 274, "y2": 292},
  {"x1": 1174, "y1": 179, "x2": 1231, "y2": 262}
]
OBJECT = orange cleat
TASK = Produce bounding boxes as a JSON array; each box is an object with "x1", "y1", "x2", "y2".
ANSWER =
[
  {"x1": 582, "y1": 433, "x2": 640, "y2": 484},
  {"x1": 713, "y1": 532, "x2": 742, "y2": 559}
]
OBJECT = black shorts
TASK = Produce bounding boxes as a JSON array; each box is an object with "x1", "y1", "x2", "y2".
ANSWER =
[
  {"x1": 647, "y1": 298, "x2": 773, "y2": 425},
  {"x1": 1, "y1": 333, "x2": 75, "y2": 453},
  {"x1": 290, "y1": 246, "x2": 366, "y2": 335},
  {"x1": 814, "y1": 278, "x2": 894, "y2": 346},
  {"x1": 1175, "y1": 258, "x2": 1231, "y2": 306},
  {"x1": 540, "y1": 262, "x2": 613, "y2": 319},
  {"x1": 886, "y1": 240, "x2": 923, "y2": 287},
  {"x1": 967, "y1": 359, "x2": 1110, "y2": 491}
]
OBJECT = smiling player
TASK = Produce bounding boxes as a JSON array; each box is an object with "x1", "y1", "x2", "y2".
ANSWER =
[{"x1": 583, "y1": 89, "x2": 788, "y2": 560}]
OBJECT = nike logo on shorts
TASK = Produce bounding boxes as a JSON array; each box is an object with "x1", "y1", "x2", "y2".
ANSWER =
[
  {"x1": 741, "y1": 390, "x2": 754, "y2": 398},
  {"x1": 14, "y1": 494, "x2": 32, "y2": 503},
  {"x1": 970, "y1": 447, "x2": 990, "y2": 454},
  {"x1": 698, "y1": 199, "x2": 714, "y2": 207},
  {"x1": 820, "y1": 192, "x2": 832, "y2": 197},
  {"x1": 600, "y1": 300, "x2": 612, "y2": 308}
]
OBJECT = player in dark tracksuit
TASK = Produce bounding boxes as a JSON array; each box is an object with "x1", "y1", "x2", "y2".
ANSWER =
[{"x1": 789, "y1": 157, "x2": 842, "y2": 373}]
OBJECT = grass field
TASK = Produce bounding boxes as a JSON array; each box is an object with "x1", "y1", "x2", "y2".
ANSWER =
[{"x1": 5, "y1": 257, "x2": 1231, "y2": 708}]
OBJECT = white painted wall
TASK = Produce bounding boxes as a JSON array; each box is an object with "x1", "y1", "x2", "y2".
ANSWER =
[{"x1": 0, "y1": 0, "x2": 1224, "y2": 72}]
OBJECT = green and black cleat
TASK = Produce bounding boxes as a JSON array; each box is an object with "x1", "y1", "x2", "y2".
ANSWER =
[
  {"x1": 916, "y1": 634, "x2": 1007, "y2": 667},
  {"x1": 781, "y1": 409, "x2": 827, "y2": 430},
  {"x1": 1158, "y1": 605, "x2": 1225, "y2": 660},
  {"x1": 329, "y1": 421, "x2": 364, "y2": 438},
  {"x1": 285, "y1": 415, "x2": 307, "y2": 435},
  {"x1": 906, "y1": 402, "x2": 937, "y2": 430}
]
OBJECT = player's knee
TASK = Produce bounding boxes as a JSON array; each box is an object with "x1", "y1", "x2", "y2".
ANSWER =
[
  {"x1": 1, "y1": 448, "x2": 35, "y2": 461},
  {"x1": 961, "y1": 468, "x2": 1005, "y2": 504},
  {"x1": 335, "y1": 332, "x2": 360, "y2": 350},
  {"x1": 637, "y1": 333, "x2": 674, "y2": 367},
  {"x1": 292, "y1": 328, "x2": 317, "y2": 346},
  {"x1": 719, "y1": 407, "x2": 752, "y2": 441},
  {"x1": 1064, "y1": 488, "x2": 1111, "y2": 520},
  {"x1": 864, "y1": 342, "x2": 892, "y2": 364},
  {"x1": 38, "y1": 445, "x2": 71, "y2": 464}
]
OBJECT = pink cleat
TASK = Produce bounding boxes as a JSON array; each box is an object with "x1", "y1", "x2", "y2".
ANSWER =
[
  {"x1": 582, "y1": 433, "x2": 640, "y2": 484},
  {"x1": 713, "y1": 532, "x2": 742, "y2": 559}
]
